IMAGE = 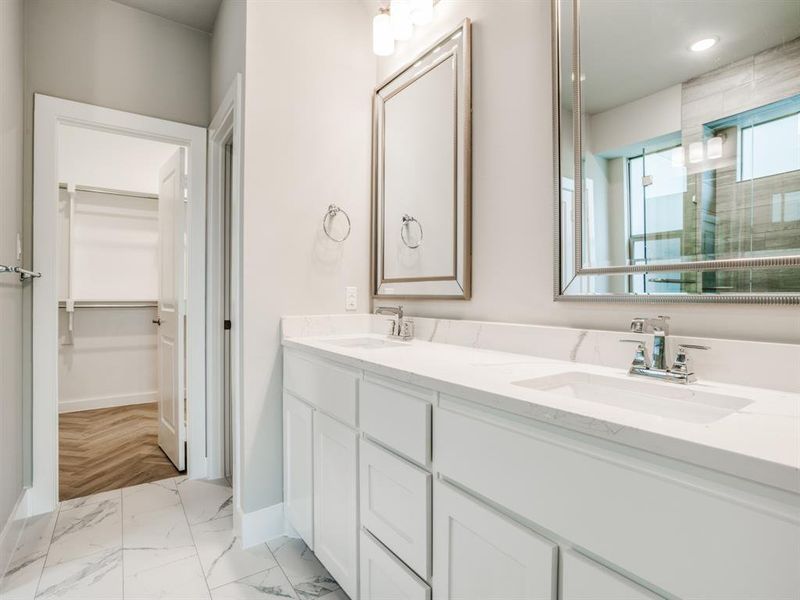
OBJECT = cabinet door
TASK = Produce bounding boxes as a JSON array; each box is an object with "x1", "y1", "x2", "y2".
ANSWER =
[
  {"x1": 562, "y1": 550, "x2": 661, "y2": 600},
  {"x1": 314, "y1": 411, "x2": 359, "y2": 599},
  {"x1": 361, "y1": 530, "x2": 430, "y2": 600},
  {"x1": 283, "y1": 392, "x2": 313, "y2": 548},
  {"x1": 433, "y1": 481, "x2": 557, "y2": 600}
]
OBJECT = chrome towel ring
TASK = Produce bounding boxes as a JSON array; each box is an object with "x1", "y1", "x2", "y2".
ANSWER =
[
  {"x1": 323, "y1": 204, "x2": 351, "y2": 242},
  {"x1": 401, "y1": 214, "x2": 423, "y2": 249}
]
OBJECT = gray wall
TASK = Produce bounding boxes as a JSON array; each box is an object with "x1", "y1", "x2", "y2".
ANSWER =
[
  {"x1": 211, "y1": 0, "x2": 246, "y2": 116},
  {"x1": 376, "y1": 1, "x2": 800, "y2": 344},
  {"x1": 23, "y1": 0, "x2": 212, "y2": 269},
  {"x1": 0, "y1": 0, "x2": 25, "y2": 537},
  {"x1": 24, "y1": 0, "x2": 211, "y2": 128},
  {"x1": 241, "y1": 0, "x2": 376, "y2": 512}
]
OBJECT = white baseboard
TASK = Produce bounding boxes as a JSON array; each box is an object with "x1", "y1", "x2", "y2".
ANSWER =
[
  {"x1": 0, "y1": 489, "x2": 29, "y2": 579},
  {"x1": 237, "y1": 502, "x2": 289, "y2": 548},
  {"x1": 58, "y1": 391, "x2": 158, "y2": 413}
]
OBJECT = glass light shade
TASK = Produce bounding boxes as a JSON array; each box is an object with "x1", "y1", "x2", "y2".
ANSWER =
[
  {"x1": 391, "y1": 0, "x2": 413, "y2": 41},
  {"x1": 373, "y1": 11, "x2": 395, "y2": 56},
  {"x1": 688, "y1": 141, "x2": 704, "y2": 163},
  {"x1": 410, "y1": 0, "x2": 433, "y2": 25},
  {"x1": 706, "y1": 136, "x2": 723, "y2": 159}
]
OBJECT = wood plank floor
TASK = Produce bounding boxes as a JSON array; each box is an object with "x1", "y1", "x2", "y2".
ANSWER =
[{"x1": 59, "y1": 402, "x2": 182, "y2": 501}]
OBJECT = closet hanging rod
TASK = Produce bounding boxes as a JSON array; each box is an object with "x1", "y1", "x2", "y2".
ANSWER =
[
  {"x1": 58, "y1": 183, "x2": 158, "y2": 200},
  {"x1": 58, "y1": 301, "x2": 158, "y2": 309}
]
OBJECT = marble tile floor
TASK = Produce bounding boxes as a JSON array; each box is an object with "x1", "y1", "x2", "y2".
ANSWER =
[{"x1": 0, "y1": 477, "x2": 345, "y2": 600}]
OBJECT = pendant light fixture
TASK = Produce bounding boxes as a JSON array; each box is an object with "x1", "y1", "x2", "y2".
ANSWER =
[
  {"x1": 372, "y1": 7, "x2": 395, "y2": 57},
  {"x1": 390, "y1": 0, "x2": 413, "y2": 42},
  {"x1": 373, "y1": 0, "x2": 438, "y2": 56},
  {"x1": 410, "y1": 0, "x2": 433, "y2": 25}
]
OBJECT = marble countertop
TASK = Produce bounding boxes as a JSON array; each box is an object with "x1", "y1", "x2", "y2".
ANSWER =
[{"x1": 283, "y1": 333, "x2": 800, "y2": 494}]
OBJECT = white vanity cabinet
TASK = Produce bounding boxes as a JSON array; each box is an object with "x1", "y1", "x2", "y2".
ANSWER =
[
  {"x1": 360, "y1": 530, "x2": 430, "y2": 600},
  {"x1": 282, "y1": 392, "x2": 314, "y2": 548},
  {"x1": 561, "y1": 550, "x2": 659, "y2": 600},
  {"x1": 433, "y1": 480, "x2": 558, "y2": 600},
  {"x1": 283, "y1": 345, "x2": 800, "y2": 600},
  {"x1": 283, "y1": 350, "x2": 360, "y2": 600},
  {"x1": 313, "y1": 411, "x2": 359, "y2": 599}
]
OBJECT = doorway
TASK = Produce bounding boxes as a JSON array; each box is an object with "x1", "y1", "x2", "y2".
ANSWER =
[
  {"x1": 222, "y1": 140, "x2": 234, "y2": 486},
  {"x1": 206, "y1": 74, "x2": 243, "y2": 509},
  {"x1": 30, "y1": 95, "x2": 209, "y2": 516}
]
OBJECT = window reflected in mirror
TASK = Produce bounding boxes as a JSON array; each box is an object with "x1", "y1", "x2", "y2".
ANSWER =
[{"x1": 557, "y1": 0, "x2": 800, "y2": 299}]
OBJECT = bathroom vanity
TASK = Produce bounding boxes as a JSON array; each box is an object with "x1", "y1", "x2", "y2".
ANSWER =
[{"x1": 281, "y1": 315, "x2": 800, "y2": 600}]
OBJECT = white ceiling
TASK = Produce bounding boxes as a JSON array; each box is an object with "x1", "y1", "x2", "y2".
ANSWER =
[
  {"x1": 568, "y1": 0, "x2": 800, "y2": 114},
  {"x1": 111, "y1": 0, "x2": 223, "y2": 33}
]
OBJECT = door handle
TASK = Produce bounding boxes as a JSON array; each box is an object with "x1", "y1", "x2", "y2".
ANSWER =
[{"x1": 152, "y1": 317, "x2": 162, "y2": 326}]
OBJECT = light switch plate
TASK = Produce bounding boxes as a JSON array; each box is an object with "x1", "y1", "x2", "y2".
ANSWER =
[{"x1": 345, "y1": 286, "x2": 357, "y2": 311}]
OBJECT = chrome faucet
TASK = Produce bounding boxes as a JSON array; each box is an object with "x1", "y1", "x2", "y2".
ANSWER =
[
  {"x1": 621, "y1": 316, "x2": 710, "y2": 384},
  {"x1": 630, "y1": 316, "x2": 670, "y2": 370},
  {"x1": 374, "y1": 305, "x2": 414, "y2": 341}
]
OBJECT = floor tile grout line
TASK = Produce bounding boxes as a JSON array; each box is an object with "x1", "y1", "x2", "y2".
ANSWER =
[
  {"x1": 120, "y1": 486, "x2": 125, "y2": 600},
  {"x1": 255, "y1": 537, "x2": 298, "y2": 599},
  {"x1": 176, "y1": 477, "x2": 216, "y2": 600},
  {"x1": 32, "y1": 495, "x2": 65, "y2": 598},
  {"x1": 270, "y1": 537, "x2": 316, "y2": 600},
  {"x1": 272, "y1": 547, "x2": 303, "y2": 600}
]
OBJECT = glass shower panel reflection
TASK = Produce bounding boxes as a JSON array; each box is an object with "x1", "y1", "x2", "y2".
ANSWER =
[{"x1": 628, "y1": 147, "x2": 686, "y2": 292}]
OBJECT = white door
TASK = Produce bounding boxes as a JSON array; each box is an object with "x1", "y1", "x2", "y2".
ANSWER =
[
  {"x1": 156, "y1": 147, "x2": 187, "y2": 470},
  {"x1": 313, "y1": 411, "x2": 358, "y2": 600},
  {"x1": 284, "y1": 392, "x2": 314, "y2": 548},
  {"x1": 561, "y1": 550, "x2": 662, "y2": 600},
  {"x1": 433, "y1": 480, "x2": 557, "y2": 600}
]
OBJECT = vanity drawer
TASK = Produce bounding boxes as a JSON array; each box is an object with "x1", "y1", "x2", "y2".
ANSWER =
[
  {"x1": 435, "y1": 396, "x2": 800, "y2": 599},
  {"x1": 360, "y1": 529, "x2": 430, "y2": 600},
  {"x1": 360, "y1": 374, "x2": 433, "y2": 466},
  {"x1": 283, "y1": 350, "x2": 359, "y2": 427},
  {"x1": 562, "y1": 550, "x2": 662, "y2": 600},
  {"x1": 360, "y1": 439, "x2": 431, "y2": 579}
]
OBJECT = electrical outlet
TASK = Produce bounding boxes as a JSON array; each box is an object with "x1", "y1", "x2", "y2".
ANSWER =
[{"x1": 345, "y1": 286, "x2": 357, "y2": 311}]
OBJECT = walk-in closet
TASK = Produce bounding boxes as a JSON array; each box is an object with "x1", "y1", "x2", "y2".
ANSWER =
[{"x1": 56, "y1": 124, "x2": 186, "y2": 500}]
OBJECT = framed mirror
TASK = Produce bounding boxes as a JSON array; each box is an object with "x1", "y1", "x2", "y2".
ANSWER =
[
  {"x1": 372, "y1": 19, "x2": 472, "y2": 299},
  {"x1": 553, "y1": 0, "x2": 800, "y2": 303}
]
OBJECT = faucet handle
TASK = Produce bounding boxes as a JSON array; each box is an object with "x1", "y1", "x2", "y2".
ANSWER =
[
  {"x1": 672, "y1": 344, "x2": 710, "y2": 374},
  {"x1": 399, "y1": 318, "x2": 414, "y2": 340},
  {"x1": 619, "y1": 339, "x2": 651, "y2": 369},
  {"x1": 384, "y1": 318, "x2": 397, "y2": 336}
]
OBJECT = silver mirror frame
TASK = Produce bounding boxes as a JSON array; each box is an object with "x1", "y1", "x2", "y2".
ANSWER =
[
  {"x1": 371, "y1": 19, "x2": 472, "y2": 300},
  {"x1": 551, "y1": 0, "x2": 800, "y2": 304}
]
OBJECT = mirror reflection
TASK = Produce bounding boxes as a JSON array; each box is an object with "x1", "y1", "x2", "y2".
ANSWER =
[
  {"x1": 561, "y1": 0, "x2": 800, "y2": 297},
  {"x1": 373, "y1": 20, "x2": 471, "y2": 298},
  {"x1": 383, "y1": 55, "x2": 455, "y2": 280}
]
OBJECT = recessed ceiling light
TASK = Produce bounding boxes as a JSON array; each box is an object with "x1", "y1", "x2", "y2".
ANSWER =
[{"x1": 690, "y1": 37, "x2": 718, "y2": 52}]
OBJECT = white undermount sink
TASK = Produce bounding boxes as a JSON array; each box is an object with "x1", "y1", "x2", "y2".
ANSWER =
[
  {"x1": 513, "y1": 371, "x2": 752, "y2": 424},
  {"x1": 324, "y1": 337, "x2": 408, "y2": 349}
]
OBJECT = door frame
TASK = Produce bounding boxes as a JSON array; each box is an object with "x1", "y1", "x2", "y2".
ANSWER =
[
  {"x1": 30, "y1": 94, "x2": 208, "y2": 515},
  {"x1": 206, "y1": 75, "x2": 244, "y2": 514}
]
